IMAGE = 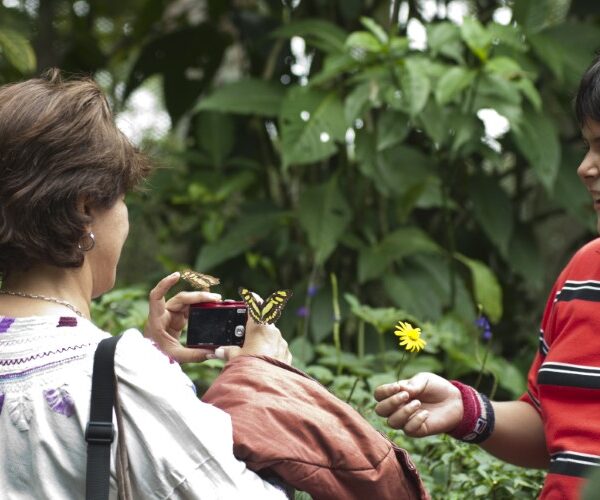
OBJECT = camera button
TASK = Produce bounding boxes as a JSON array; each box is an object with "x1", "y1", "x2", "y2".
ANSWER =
[{"x1": 234, "y1": 325, "x2": 245, "y2": 338}]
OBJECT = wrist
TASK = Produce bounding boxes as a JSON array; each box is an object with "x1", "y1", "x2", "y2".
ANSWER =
[{"x1": 448, "y1": 381, "x2": 495, "y2": 443}]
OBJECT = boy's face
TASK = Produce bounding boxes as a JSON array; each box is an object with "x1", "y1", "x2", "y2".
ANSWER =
[{"x1": 578, "y1": 119, "x2": 600, "y2": 234}]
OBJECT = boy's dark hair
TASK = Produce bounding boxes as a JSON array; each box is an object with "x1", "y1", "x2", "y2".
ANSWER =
[
  {"x1": 575, "y1": 55, "x2": 600, "y2": 126},
  {"x1": 0, "y1": 69, "x2": 152, "y2": 278}
]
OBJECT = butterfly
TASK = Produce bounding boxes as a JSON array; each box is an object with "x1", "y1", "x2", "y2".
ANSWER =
[
  {"x1": 181, "y1": 270, "x2": 221, "y2": 291},
  {"x1": 238, "y1": 287, "x2": 293, "y2": 325}
]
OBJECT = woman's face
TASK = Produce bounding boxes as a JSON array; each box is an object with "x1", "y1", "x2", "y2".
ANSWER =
[
  {"x1": 578, "y1": 119, "x2": 600, "y2": 234},
  {"x1": 87, "y1": 196, "x2": 129, "y2": 298}
]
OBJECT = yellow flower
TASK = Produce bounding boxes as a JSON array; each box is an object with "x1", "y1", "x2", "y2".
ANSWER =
[{"x1": 394, "y1": 321, "x2": 426, "y2": 353}]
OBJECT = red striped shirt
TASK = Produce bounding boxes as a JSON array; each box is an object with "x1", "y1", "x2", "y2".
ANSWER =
[{"x1": 521, "y1": 238, "x2": 600, "y2": 499}]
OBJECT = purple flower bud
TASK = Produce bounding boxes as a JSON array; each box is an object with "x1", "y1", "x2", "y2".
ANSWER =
[
  {"x1": 307, "y1": 284, "x2": 319, "y2": 297},
  {"x1": 296, "y1": 306, "x2": 309, "y2": 318},
  {"x1": 475, "y1": 315, "x2": 490, "y2": 330},
  {"x1": 482, "y1": 328, "x2": 492, "y2": 342}
]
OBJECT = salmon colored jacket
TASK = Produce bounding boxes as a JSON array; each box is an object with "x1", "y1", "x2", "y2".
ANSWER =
[{"x1": 203, "y1": 355, "x2": 429, "y2": 500}]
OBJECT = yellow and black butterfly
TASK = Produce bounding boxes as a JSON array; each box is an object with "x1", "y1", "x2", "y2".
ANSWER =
[
  {"x1": 238, "y1": 287, "x2": 293, "y2": 325},
  {"x1": 181, "y1": 270, "x2": 221, "y2": 291}
]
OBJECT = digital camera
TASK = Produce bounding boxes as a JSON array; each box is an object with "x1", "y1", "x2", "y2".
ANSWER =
[{"x1": 186, "y1": 301, "x2": 247, "y2": 348}]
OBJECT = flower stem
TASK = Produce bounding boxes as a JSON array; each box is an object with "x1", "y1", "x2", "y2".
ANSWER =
[
  {"x1": 396, "y1": 351, "x2": 410, "y2": 380},
  {"x1": 474, "y1": 339, "x2": 491, "y2": 390}
]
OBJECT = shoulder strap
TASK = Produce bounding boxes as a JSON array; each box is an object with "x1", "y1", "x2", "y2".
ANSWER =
[{"x1": 85, "y1": 335, "x2": 122, "y2": 500}]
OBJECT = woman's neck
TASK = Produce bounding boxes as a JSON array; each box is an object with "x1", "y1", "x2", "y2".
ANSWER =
[{"x1": 0, "y1": 265, "x2": 92, "y2": 319}]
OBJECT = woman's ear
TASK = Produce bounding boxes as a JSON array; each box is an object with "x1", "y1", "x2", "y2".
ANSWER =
[{"x1": 76, "y1": 195, "x2": 93, "y2": 229}]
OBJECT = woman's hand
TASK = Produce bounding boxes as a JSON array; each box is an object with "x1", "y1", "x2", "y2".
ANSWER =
[
  {"x1": 374, "y1": 372, "x2": 463, "y2": 437},
  {"x1": 145, "y1": 272, "x2": 221, "y2": 363}
]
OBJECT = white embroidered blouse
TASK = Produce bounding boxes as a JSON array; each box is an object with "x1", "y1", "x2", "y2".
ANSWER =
[{"x1": 0, "y1": 315, "x2": 286, "y2": 499}]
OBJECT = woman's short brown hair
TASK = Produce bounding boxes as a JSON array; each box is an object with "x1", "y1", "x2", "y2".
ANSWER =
[{"x1": 0, "y1": 69, "x2": 152, "y2": 277}]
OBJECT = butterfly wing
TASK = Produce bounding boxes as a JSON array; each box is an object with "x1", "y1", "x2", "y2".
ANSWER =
[
  {"x1": 182, "y1": 270, "x2": 220, "y2": 290},
  {"x1": 258, "y1": 289, "x2": 293, "y2": 324},
  {"x1": 238, "y1": 287, "x2": 264, "y2": 324}
]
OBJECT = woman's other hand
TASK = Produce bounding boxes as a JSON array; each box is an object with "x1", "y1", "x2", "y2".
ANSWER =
[
  {"x1": 374, "y1": 372, "x2": 463, "y2": 437},
  {"x1": 145, "y1": 272, "x2": 221, "y2": 363}
]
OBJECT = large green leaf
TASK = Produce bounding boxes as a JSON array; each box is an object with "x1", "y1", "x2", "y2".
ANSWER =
[
  {"x1": 400, "y1": 58, "x2": 431, "y2": 117},
  {"x1": 196, "y1": 112, "x2": 234, "y2": 167},
  {"x1": 384, "y1": 255, "x2": 476, "y2": 323},
  {"x1": 358, "y1": 227, "x2": 441, "y2": 283},
  {"x1": 512, "y1": 110, "x2": 561, "y2": 193},
  {"x1": 279, "y1": 87, "x2": 347, "y2": 168},
  {"x1": 468, "y1": 174, "x2": 514, "y2": 257},
  {"x1": 195, "y1": 212, "x2": 280, "y2": 270},
  {"x1": 513, "y1": 0, "x2": 571, "y2": 34},
  {"x1": 297, "y1": 178, "x2": 352, "y2": 265},
  {"x1": 0, "y1": 28, "x2": 36, "y2": 74},
  {"x1": 125, "y1": 24, "x2": 230, "y2": 122},
  {"x1": 272, "y1": 19, "x2": 347, "y2": 53},
  {"x1": 435, "y1": 66, "x2": 476, "y2": 105},
  {"x1": 460, "y1": 17, "x2": 492, "y2": 61},
  {"x1": 427, "y1": 22, "x2": 464, "y2": 63},
  {"x1": 454, "y1": 253, "x2": 503, "y2": 323},
  {"x1": 194, "y1": 78, "x2": 285, "y2": 117}
]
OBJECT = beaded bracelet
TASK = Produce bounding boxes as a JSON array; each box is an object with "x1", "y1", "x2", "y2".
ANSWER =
[{"x1": 448, "y1": 381, "x2": 495, "y2": 444}]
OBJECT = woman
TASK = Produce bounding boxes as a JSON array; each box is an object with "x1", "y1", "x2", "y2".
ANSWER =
[
  {"x1": 374, "y1": 55, "x2": 600, "y2": 499},
  {"x1": 0, "y1": 69, "x2": 293, "y2": 498},
  {"x1": 0, "y1": 70, "x2": 424, "y2": 499}
]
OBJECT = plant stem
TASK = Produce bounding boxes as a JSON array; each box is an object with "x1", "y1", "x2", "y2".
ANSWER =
[
  {"x1": 357, "y1": 319, "x2": 365, "y2": 359},
  {"x1": 346, "y1": 376, "x2": 361, "y2": 403},
  {"x1": 331, "y1": 272, "x2": 342, "y2": 375},
  {"x1": 474, "y1": 340, "x2": 491, "y2": 390}
]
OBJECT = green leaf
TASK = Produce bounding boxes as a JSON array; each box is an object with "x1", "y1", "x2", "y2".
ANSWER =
[
  {"x1": 487, "y1": 23, "x2": 527, "y2": 52},
  {"x1": 0, "y1": 28, "x2": 36, "y2": 74},
  {"x1": 344, "y1": 293, "x2": 414, "y2": 334},
  {"x1": 358, "y1": 227, "x2": 441, "y2": 283},
  {"x1": 196, "y1": 112, "x2": 234, "y2": 167},
  {"x1": 344, "y1": 81, "x2": 372, "y2": 123},
  {"x1": 516, "y1": 78, "x2": 542, "y2": 112},
  {"x1": 485, "y1": 56, "x2": 524, "y2": 79},
  {"x1": 512, "y1": 110, "x2": 561, "y2": 193},
  {"x1": 435, "y1": 66, "x2": 476, "y2": 105},
  {"x1": 195, "y1": 78, "x2": 284, "y2": 117},
  {"x1": 468, "y1": 174, "x2": 514, "y2": 257},
  {"x1": 289, "y1": 336, "x2": 315, "y2": 364},
  {"x1": 377, "y1": 110, "x2": 410, "y2": 150},
  {"x1": 454, "y1": 253, "x2": 503, "y2": 323},
  {"x1": 297, "y1": 178, "x2": 352, "y2": 265},
  {"x1": 513, "y1": 0, "x2": 570, "y2": 34},
  {"x1": 400, "y1": 58, "x2": 431, "y2": 117},
  {"x1": 125, "y1": 24, "x2": 230, "y2": 122},
  {"x1": 272, "y1": 19, "x2": 347, "y2": 53},
  {"x1": 460, "y1": 17, "x2": 492, "y2": 61},
  {"x1": 359, "y1": 17, "x2": 388, "y2": 45},
  {"x1": 427, "y1": 22, "x2": 464, "y2": 63},
  {"x1": 279, "y1": 87, "x2": 347, "y2": 167},
  {"x1": 345, "y1": 31, "x2": 382, "y2": 54},
  {"x1": 195, "y1": 212, "x2": 280, "y2": 270},
  {"x1": 507, "y1": 225, "x2": 544, "y2": 290}
]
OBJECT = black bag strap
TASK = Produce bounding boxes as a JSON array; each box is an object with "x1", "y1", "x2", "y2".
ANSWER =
[{"x1": 85, "y1": 335, "x2": 122, "y2": 500}]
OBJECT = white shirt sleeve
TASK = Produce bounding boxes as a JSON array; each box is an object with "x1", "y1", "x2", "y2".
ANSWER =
[{"x1": 113, "y1": 329, "x2": 287, "y2": 500}]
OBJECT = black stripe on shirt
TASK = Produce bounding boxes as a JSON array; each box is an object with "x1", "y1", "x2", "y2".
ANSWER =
[
  {"x1": 538, "y1": 362, "x2": 600, "y2": 389},
  {"x1": 555, "y1": 281, "x2": 600, "y2": 303},
  {"x1": 550, "y1": 452, "x2": 600, "y2": 478},
  {"x1": 538, "y1": 330, "x2": 549, "y2": 356}
]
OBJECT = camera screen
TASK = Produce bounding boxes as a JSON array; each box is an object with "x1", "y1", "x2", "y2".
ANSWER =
[{"x1": 187, "y1": 306, "x2": 246, "y2": 346}]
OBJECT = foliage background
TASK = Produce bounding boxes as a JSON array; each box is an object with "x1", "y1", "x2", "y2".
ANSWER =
[{"x1": 3, "y1": 0, "x2": 600, "y2": 496}]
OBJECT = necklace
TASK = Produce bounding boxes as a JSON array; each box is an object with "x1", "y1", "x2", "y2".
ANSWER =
[{"x1": 0, "y1": 289, "x2": 85, "y2": 317}]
